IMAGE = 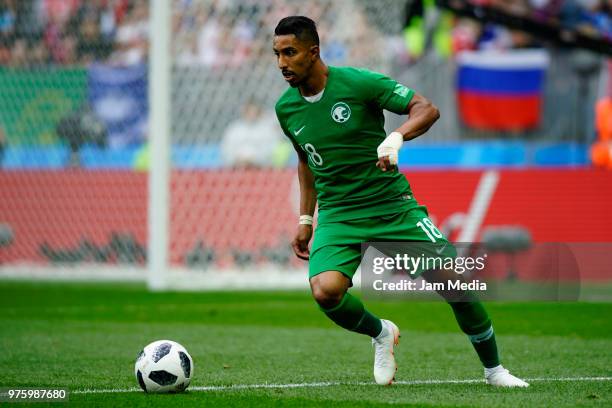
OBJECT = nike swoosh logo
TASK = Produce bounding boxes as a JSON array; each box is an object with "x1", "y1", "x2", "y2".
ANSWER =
[{"x1": 294, "y1": 125, "x2": 306, "y2": 136}]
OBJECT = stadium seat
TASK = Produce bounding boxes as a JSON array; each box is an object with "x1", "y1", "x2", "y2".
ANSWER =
[
  {"x1": 172, "y1": 145, "x2": 223, "y2": 169},
  {"x1": 80, "y1": 146, "x2": 139, "y2": 169},
  {"x1": 534, "y1": 143, "x2": 589, "y2": 166},
  {"x1": 2, "y1": 146, "x2": 69, "y2": 169}
]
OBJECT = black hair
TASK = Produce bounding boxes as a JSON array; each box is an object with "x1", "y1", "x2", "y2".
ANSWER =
[{"x1": 274, "y1": 16, "x2": 319, "y2": 46}]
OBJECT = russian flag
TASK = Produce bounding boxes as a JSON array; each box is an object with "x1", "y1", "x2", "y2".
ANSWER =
[{"x1": 457, "y1": 50, "x2": 549, "y2": 131}]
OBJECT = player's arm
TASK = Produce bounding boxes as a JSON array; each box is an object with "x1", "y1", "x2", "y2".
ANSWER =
[
  {"x1": 293, "y1": 145, "x2": 316, "y2": 260},
  {"x1": 397, "y1": 93, "x2": 440, "y2": 141},
  {"x1": 377, "y1": 93, "x2": 440, "y2": 171}
]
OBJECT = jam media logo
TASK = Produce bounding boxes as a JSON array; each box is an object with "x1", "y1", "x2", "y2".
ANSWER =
[{"x1": 331, "y1": 102, "x2": 351, "y2": 123}]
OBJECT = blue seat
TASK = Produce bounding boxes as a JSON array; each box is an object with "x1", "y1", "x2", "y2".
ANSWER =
[
  {"x1": 533, "y1": 143, "x2": 588, "y2": 166},
  {"x1": 0, "y1": 142, "x2": 589, "y2": 170},
  {"x1": 172, "y1": 145, "x2": 222, "y2": 169},
  {"x1": 80, "y1": 146, "x2": 138, "y2": 169},
  {"x1": 2, "y1": 146, "x2": 69, "y2": 169},
  {"x1": 400, "y1": 142, "x2": 526, "y2": 168}
]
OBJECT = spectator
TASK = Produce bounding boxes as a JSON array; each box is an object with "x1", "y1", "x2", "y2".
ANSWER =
[
  {"x1": 9, "y1": 37, "x2": 26, "y2": 66},
  {"x1": 0, "y1": 0, "x2": 16, "y2": 38},
  {"x1": 111, "y1": 0, "x2": 148, "y2": 65},
  {"x1": 529, "y1": 0, "x2": 563, "y2": 24},
  {"x1": 71, "y1": 0, "x2": 117, "y2": 41},
  {"x1": 76, "y1": 14, "x2": 112, "y2": 63},
  {"x1": 195, "y1": 7, "x2": 222, "y2": 67},
  {"x1": 197, "y1": 7, "x2": 255, "y2": 67},
  {"x1": 0, "y1": 0, "x2": 16, "y2": 65},
  {"x1": 174, "y1": 30, "x2": 198, "y2": 66},
  {"x1": 0, "y1": 39, "x2": 9, "y2": 64},
  {"x1": 14, "y1": 0, "x2": 46, "y2": 41},
  {"x1": 56, "y1": 104, "x2": 107, "y2": 167},
  {"x1": 43, "y1": 0, "x2": 80, "y2": 26},
  {"x1": 220, "y1": 100, "x2": 288, "y2": 169},
  {"x1": 58, "y1": 33, "x2": 78, "y2": 65},
  {"x1": 98, "y1": 0, "x2": 118, "y2": 40},
  {"x1": 592, "y1": 61, "x2": 612, "y2": 168},
  {"x1": 43, "y1": 10, "x2": 67, "y2": 64},
  {"x1": 28, "y1": 36, "x2": 50, "y2": 66},
  {"x1": 452, "y1": 18, "x2": 481, "y2": 53}
]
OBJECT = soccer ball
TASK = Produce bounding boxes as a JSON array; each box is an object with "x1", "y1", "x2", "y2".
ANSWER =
[{"x1": 134, "y1": 340, "x2": 194, "y2": 393}]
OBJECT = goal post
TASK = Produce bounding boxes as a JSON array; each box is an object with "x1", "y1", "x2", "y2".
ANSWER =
[{"x1": 148, "y1": 0, "x2": 172, "y2": 291}]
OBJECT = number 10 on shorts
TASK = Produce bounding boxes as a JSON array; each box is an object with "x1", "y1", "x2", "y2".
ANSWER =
[{"x1": 416, "y1": 217, "x2": 443, "y2": 242}]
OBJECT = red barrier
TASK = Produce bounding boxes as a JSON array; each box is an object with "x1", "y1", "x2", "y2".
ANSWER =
[
  {"x1": 406, "y1": 168, "x2": 612, "y2": 242},
  {"x1": 1, "y1": 169, "x2": 610, "y2": 278},
  {"x1": 0, "y1": 170, "x2": 147, "y2": 263}
]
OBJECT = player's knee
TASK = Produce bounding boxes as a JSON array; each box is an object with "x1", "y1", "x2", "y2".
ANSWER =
[
  {"x1": 310, "y1": 272, "x2": 349, "y2": 309},
  {"x1": 311, "y1": 285, "x2": 344, "y2": 309}
]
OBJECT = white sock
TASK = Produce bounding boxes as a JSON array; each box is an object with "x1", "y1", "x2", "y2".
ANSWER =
[
  {"x1": 484, "y1": 365, "x2": 505, "y2": 377},
  {"x1": 374, "y1": 321, "x2": 389, "y2": 340}
]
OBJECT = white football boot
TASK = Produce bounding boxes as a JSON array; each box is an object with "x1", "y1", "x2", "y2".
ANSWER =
[
  {"x1": 485, "y1": 365, "x2": 530, "y2": 387},
  {"x1": 372, "y1": 319, "x2": 400, "y2": 385}
]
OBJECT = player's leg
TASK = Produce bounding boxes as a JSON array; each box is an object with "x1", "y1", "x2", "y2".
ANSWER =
[
  {"x1": 423, "y1": 268, "x2": 529, "y2": 387},
  {"x1": 308, "y1": 230, "x2": 384, "y2": 337},
  {"x1": 423, "y1": 268, "x2": 499, "y2": 367},
  {"x1": 309, "y1": 244, "x2": 400, "y2": 385},
  {"x1": 310, "y1": 270, "x2": 382, "y2": 336},
  {"x1": 374, "y1": 207, "x2": 528, "y2": 387}
]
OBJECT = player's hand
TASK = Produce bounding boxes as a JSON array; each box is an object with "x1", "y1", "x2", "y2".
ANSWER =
[
  {"x1": 376, "y1": 156, "x2": 397, "y2": 172},
  {"x1": 291, "y1": 224, "x2": 312, "y2": 260},
  {"x1": 376, "y1": 132, "x2": 403, "y2": 172}
]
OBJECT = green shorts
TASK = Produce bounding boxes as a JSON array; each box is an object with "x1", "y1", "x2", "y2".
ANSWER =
[{"x1": 309, "y1": 206, "x2": 456, "y2": 280}]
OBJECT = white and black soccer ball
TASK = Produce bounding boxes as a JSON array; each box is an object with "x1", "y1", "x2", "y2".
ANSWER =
[{"x1": 134, "y1": 340, "x2": 194, "y2": 393}]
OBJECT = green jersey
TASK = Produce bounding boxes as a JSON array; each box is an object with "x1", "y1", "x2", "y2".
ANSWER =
[{"x1": 275, "y1": 66, "x2": 419, "y2": 224}]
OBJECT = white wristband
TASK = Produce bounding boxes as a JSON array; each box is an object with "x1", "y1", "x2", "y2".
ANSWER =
[
  {"x1": 299, "y1": 215, "x2": 314, "y2": 225},
  {"x1": 376, "y1": 132, "x2": 404, "y2": 165}
]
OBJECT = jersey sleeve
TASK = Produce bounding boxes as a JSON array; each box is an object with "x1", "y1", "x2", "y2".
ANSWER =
[
  {"x1": 274, "y1": 104, "x2": 296, "y2": 144},
  {"x1": 358, "y1": 69, "x2": 415, "y2": 114}
]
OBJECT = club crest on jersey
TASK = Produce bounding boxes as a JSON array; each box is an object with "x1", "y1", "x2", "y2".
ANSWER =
[{"x1": 331, "y1": 102, "x2": 351, "y2": 123}]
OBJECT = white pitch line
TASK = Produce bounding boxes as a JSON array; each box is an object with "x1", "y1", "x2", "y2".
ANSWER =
[{"x1": 72, "y1": 376, "x2": 612, "y2": 394}]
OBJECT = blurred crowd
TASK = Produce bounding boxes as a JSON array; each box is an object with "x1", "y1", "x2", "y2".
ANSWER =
[
  {"x1": 1, "y1": 0, "x2": 610, "y2": 69},
  {"x1": 0, "y1": 0, "x2": 148, "y2": 67},
  {"x1": 405, "y1": 0, "x2": 612, "y2": 61},
  {"x1": 473, "y1": 0, "x2": 612, "y2": 41},
  {"x1": 0, "y1": 0, "x2": 386, "y2": 69},
  {"x1": 171, "y1": 0, "x2": 386, "y2": 69}
]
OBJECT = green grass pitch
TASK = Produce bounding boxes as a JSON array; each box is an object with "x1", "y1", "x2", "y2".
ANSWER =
[{"x1": 0, "y1": 280, "x2": 610, "y2": 407}]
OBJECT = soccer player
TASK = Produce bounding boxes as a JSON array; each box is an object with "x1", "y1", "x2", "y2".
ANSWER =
[{"x1": 273, "y1": 16, "x2": 528, "y2": 387}]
